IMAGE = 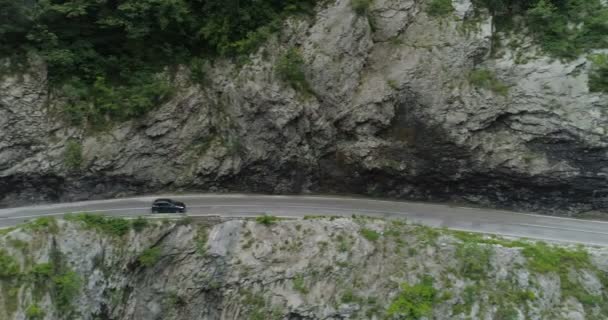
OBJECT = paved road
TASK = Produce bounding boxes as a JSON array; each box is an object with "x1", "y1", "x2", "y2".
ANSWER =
[{"x1": 1, "y1": 194, "x2": 608, "y2": 246}]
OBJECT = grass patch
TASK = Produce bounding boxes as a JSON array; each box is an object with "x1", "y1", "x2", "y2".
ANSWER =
[
  {"x1": 256, "y1": 215, "x2": 280, "y2": 226},
  {"x1": 0, "y1": 227, "x2": 16, "y2": 236},
  {"x1": 360, "y1": 228, "x2": 381, "y2": 242},
  {"x1": 456, "y1": 242, "x2": 492, "y2": 280},
  {"x1": 293, "y1": 275, "x2": 309, "y2": 294},
  {"x1": 0, "y1": 250, "x2": 20, "y2": 278},
  {"x1": 25, "y1": 304, "x2": 44, "y2": 319},
  {"x1": 24, "y1": 217, "x2": 60, "y2": 234},
  {"x1": 131, "y1": 217, "x2": 149, "y2": 232},
  {"x1": 468, "y1": 69, "x2": 509, "y2": 96},
  {"x1": 138, "y1": 247, "x2": 162, "y2": 267},
  {"x1": 64, "y1": 213, "x2": 131, "y2": 237},
  {"x1": 387, "y1": 276, "x2": 437, "y2": 319},
  {"x1": 427, "y1": 0, "x2": 454, "y2": 16}
]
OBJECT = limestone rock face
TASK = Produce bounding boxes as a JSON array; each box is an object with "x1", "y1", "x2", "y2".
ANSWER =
[
  {"x1": 1, "y1": 0, "x2": 607, "y2": 214},
  {"x1": 1, "y1": 217, "x2": 607, "y2": 320}
]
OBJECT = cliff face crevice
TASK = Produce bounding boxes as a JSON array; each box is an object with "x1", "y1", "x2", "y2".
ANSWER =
[{"x1": 1, "y1": 0, "x2": 607, "y2": 214}]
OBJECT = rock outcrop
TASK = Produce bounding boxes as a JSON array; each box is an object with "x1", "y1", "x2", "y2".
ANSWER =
[
  {"x1": 1, "y1": 216, "x2": 607, "y2": 320},
  {"x1": 1, "y1": 0, "x2": 607, "y2": 214}
]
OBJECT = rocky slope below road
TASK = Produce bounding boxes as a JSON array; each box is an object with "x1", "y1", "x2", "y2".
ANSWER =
[
  {"x1": 1, "y1": 216, "x2": 608, "y2": 320},
  {"x1": 1, "y1": 0, "x2": 608, "y2": 213}
]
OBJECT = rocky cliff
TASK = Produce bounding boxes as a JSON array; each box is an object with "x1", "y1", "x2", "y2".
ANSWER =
[
  {"x1": 1, "y1": 0, "x2": 608, "y2": 213},
  {"x1": 1, "y1": 215, "x2": 608, "y2": 320}
]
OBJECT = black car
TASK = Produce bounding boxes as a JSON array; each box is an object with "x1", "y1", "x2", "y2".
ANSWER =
[{"x1": 151, "y1": 199, "x2": 187, "y2": 214}]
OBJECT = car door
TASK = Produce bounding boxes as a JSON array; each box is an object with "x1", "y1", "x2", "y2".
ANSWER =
[{"x1": 157, "y1": 202, "x2": 169, "y2": 213}]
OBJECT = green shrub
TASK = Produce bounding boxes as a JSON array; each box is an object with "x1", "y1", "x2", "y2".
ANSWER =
[
  {"x1": 387, "y1": 276, "x2": 437, "y2": 319},
  {"x1": 276, "y1": 48, "x2": 312, "y2": 95},
  {"x1": 341, "y1": 289, "x2": 361, "y2": 303},
  {"x1": 63, "y1": 140, "x2": 83, "y2": 170},
  {"x1": 427, "y1": 0, "x2": 454, "y2": 16},
  {"x1": 495, "y1": 305, "x2": 519, "y2": 320},
  {"x1": 138, "y1": 248, "x2": 162, "y2": 267},
  {"x1": 468, "y1": 69, "x2": 510, "y2": 95},
  {"x1": 456, "y1": 242, "x2": 492, "y2": 279},
  {"x1": 25, "y1": 217, "x2": 59, "y2": 233},
  {"x1": 520, "y1": 242, "x2": 590, "y2": 273},
  {"x1": 195, "y1": 226, "x2": 208, "y2": 255},
  {"x1": 293, "y1": 276, "x2": 308, "y2": 294},
  {"x1": 351, "y1": 0, "x2": 372, "y2": 15},
  {"x1": 472, "y1": 0, "x2": 608, "y2": 60},
  {"x1": 25, "y1": 304, "x2": 44, "y2": 319},
  {"x1": 589, "y1": 54, "x2": 608, "y2": 93},
  {"x1": 52, "y1": 271, "x2": 81, "y2": 312},
  {"x1": 0, "y1": 249, "x2": 20, "y2": 278},
  {"x1": 65, "y1": 213, "x2": 131, "y2": 237},
  {"x1": 131, "y1": 217, "x2": 149, "y2": 232},
  {"x1": 30, "y1": 263, "x2": 53, "y2": 280},
  {"x1": 0, "y1": 0, "x2": 317, "y2": 125},
  {"x1": 256, "y1": 215, "x2": 280, "y2": 226},
  {"x1": 360, "y1": 228, "x2": 381, "y2": 241}
]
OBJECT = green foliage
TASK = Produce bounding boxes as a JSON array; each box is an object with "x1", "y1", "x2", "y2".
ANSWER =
[
  {"x1": 25, "y1": 304, "x2": 44, "y2": 319},
  {"x1": 0, "y1": 0, "x2": 317, "y2": 125},
  {"x1": 341, "y1": 289, "x2": 363, "y2": 304},
  {"x1": 195, "y1": 226, "x2": 208, "y2": 255},
  {"x1": 65, "y1": 213, "x2": 131, "y2": 237},
  {"x1": 456, "y1": 242, "x2": 492, "y2": 279},
  {"x1": 520, "y1": 242, "x2": 590, "y2": 273},
  {"x1": 30, "y1": 263, "x2": 53, "y2": 280},
  {"x1": 589, "y1": 54, "x2": 608, "y2": 93},
  {"x1": 351, "y1": 0, "x2": 372, "y2": 15},
  {"x1": 468, "y1": 69, "x2": 510, "y2": 95},
  {"x1": 0, "y1": 227, "x2": 16, "y2": 236},
  {"x1": 427, "y1": 0, "x2": 454, "y2": 16},
  {"x1": 131, "y1": 217, "x2": 149, "y2": 232},
  {"x1": 63, "y1": 140, "x2": 83, "y2": 170},
  {"x1": 276, "y1": 48, "x2": 312, "y2": 95},
  {"x1": 0, "y1": 250, "x2": 20, "y2": 278},
  {"x1": 256, "y1": 215, "x2": 280, "y2": 226},
  {"x1": 473, "y1": 0, "x2": 608, "y2": 59},
  {"x1": 62, "y1": 73, "x2": 173, "y2": 127},
  {"x1": 242, "y1": 291, "x2": 283, "y2": 320},
  {"x1": 387, "y1": 276, "x2": 437, "y2": 319},
  {"x1": 52, "y1": 271, "x2": 81, "y2": 312},
  {"x1": 25, "y1": 217, "x2": 59, "y2": 233},
  {"x1": 360, "y1": 228, "x2": 381, "y2": 241},
  {"x1": 495, "y1": 305, "x2": 519, "y2": 320},
  {"x1": 292, "y1": 276, "x2": 308, "y2": 294},
  {"x1": 138, "y1": 248, "x2": 162, "y2": 267}
]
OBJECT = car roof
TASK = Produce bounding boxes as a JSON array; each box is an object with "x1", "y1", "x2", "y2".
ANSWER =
[{"x1": 154, "y1": 198, "x2": 173, "y2": 203}]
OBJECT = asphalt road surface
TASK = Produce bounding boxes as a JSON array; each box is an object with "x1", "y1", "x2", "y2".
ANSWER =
[{"x1": 1, "y1": 194, "x2": 608, "y2": 246}]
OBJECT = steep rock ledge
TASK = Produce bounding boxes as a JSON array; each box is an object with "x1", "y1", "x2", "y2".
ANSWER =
[{"x1": 1, "y1": 216, "x2": 607, "y2": 319}]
